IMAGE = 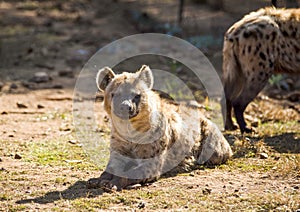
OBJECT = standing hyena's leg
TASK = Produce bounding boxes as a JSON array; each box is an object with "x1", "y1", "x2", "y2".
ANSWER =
[
  {"x1": 230, "y1": 22, "x2": 278, "y2": 133},
  {"x1": 221, "y1": 95, "x2": 237, "y2": 131},
  {"x1": 233, "y1": 66, "x2": 274, "y2": 133}
]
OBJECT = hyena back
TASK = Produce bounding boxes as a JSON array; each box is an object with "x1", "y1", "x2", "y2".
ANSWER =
[
  {"x1": 222, "y1": 7, "x2": 300, "y2": 133},
  {"x1": 88, "y1": 65, "x2": 232, "y2": 190}
]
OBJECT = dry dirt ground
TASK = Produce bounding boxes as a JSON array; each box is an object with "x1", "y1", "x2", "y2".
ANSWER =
[{"x1": 0, "y1": 0, "x2": 300, "y2": 211}]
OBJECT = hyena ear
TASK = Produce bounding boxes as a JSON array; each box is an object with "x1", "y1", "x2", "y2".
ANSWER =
[
  {"x1": 138, "y1": 65, "x2": 154, "y2": 89},
  {"x1": 96, "y1": 67, "x2": 115, "y2": 91}
]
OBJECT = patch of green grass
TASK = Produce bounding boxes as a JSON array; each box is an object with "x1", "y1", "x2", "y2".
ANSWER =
[
  {"x1": 259, "y1": 121, "x2": 300, "y2": 136},
  {"x1": 272, "y1": 154, "x2": 300, "y2": 178},
  {"x1": 0, "y1": 193, "x2": 12, "y2": 201},
  {"x1": 268, "y1": 74, "x2": 284, "y2": 86},
  {"x1": 71, "y1": 198, "x2": 109, "y2": 211},
  {"x1": 0, "y1": 26, "x2": 30, "y2": 37},
  {"x1": 0, "y1": 139, "x2": 29, "y2": 157},
  {"x1": 35, "y1": 111, "x2": 71, "y2": 122},
  {"x1": 16, "y1": 1, "x2": 39, "y2": 10},
  {"x1": 246, "y1": 190, "x2": 300, "y2": 211},
  {"x1": 6, "y1": 205, "x2": 28, "y2": 212},
  {"x1": 71, "y1": 192, "x2": 138, "y2": 210},
  {"x1": 222, "y1": 158, "x2": 275, "y2": 172},
  {"x1": 24, "y1": 137, "x2": 102, "y2": 171}
]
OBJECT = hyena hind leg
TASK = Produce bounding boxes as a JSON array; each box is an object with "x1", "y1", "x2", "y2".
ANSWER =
[
  {"x1": 232, "y1": 70, "x2": 272, "y2": 133},
  {"x1": 221, "y1": 96, "x2": 238, "y2": 131}
]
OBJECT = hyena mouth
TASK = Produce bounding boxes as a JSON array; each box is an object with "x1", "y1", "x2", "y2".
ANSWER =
[
  {"x1": 114, "y1": 110, "x2": 139, "y2": 120},
  {"x1": 113, "y1": 104, "x2": 139, "y2": 120}
]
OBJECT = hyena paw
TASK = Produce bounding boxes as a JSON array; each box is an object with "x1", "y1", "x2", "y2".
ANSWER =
[
  {"x1": 86, "y1": 177, "x2": 103, "y2": 189},
  {"x1": 225, "y1": 123, "x2": 238, "y2": 131},
  {"x1": 241, "y1": 126, "x2": 253, "y2": 134},
  {"x1": 87, "y1": 178, "x2": 119, "y2": 191}
]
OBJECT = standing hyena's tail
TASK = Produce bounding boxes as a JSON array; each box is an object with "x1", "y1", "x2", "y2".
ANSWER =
[{"x1": 222, "y1": 36, "x2": 245, "y2": 101}]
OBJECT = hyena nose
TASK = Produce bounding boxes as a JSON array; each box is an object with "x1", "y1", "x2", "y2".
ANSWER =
[{"x1": 120, "y1": 100, "x2": 133, "y2": 113}]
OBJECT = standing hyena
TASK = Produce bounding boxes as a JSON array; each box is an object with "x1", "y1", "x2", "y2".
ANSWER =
[
  {"x1": 88, "y1": 65, "x2": 232, "y2": 191},
  {"x1": 222, "y1": 7, "x2": 300, "y2": 133}
]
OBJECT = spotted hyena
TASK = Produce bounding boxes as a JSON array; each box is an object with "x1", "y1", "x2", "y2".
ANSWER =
[
  {"x1": 222, "y1": 7, "x2": 300, "y2": 133},
  {"x1": 87, "y1": 65, "x2": 233, "y2": 191}
]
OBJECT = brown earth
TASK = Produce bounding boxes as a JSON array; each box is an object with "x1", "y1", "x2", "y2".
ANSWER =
[{"x1": 0, "y1": 0, "x2": 299, "y2": 211}]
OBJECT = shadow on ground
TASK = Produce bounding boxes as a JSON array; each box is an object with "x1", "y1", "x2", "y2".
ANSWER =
[
  {"x1": 225, "y1": 132, "x2": 300, "y2": 159},
  {"x1": 263, "y1": 133, "x2": 300, "y2": 154},
  {"x1": 16, "y1": 180, "x2": 104, "y2": 205}
]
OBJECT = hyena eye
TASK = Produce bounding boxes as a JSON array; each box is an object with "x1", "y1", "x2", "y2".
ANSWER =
[{"x1": 132, "y1": 94, "x2": 141, "y2": 104}]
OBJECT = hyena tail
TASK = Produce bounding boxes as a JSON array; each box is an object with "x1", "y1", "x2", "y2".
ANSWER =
[{"x1": 222, "y1": 38, "x2": 246, "y2": 101}]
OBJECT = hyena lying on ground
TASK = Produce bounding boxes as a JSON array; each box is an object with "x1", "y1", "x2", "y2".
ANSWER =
[
  {"x1": 88, "y1": 65, "x2": 232, "y2": 191},
  {"x1": 222, "y1": 7, "x2": 300, "y2": 133}
]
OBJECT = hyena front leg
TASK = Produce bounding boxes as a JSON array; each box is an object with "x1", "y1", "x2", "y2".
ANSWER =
[{"x1": 88, "y1": 151, "x2": 162, "y2": 190}]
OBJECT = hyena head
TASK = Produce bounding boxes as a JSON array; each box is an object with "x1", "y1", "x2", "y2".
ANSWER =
[{"x1": 96, "y1": 65, "x2": 155, "y2": 132}]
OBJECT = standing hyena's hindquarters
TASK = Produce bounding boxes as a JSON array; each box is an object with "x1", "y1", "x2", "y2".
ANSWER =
[{"x1": 222, "y1": 20, "x2": 278, "y2": 133}]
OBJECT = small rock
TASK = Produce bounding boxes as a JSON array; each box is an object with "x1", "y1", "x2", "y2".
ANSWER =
[
  {"x1": 10, "y1": 83, "x2": 18, "y2": 90},
  {"x1": 111, "y1": 185, "x2": 118, "y2": 191},
  {"x1": 104, "y1": 115, "x2": 109, "y2": 122},
  {"x1": 37, "y1": 104, "x2": 45, "y2": 109},
  {"x1": 35, "y1": 63, "x2": 54, "y2": 70},
  {"x1": 43, "y1": 20, "x2": 53, "y2": 27},
  {"x1": 17, "y1": 102, "x2": 28, "y2": 109},
  {"x1": 251, "y1": 119, "x2": 259, "y2": 127},
  {"x1": 258, "y1": 153, "x2": 268, "y2": 159},
  {"x1": 60, "y1": 127, "x2": 71, "y2": 131},
  {"x1": 1, "y1": 111, "x2": 8, "y2": 115},
  {"x1": 29, "y1": 72, "x2": 51, "y2": 83},
  {"x1": 0, "y1": 157, "x2": 2, "y2": 162},
  {"x1": 21, "y1": 81, "x2": 37, "y2": 89},
  {"x1": 64, "y1": 159, "x2": 82, "y2": 163},
  {"x1": 14, "y1": 153, "x2": 22, "y2": 159},
  {"x1": 137, "y1": 201, "x2": 146, "y2": 209},
  {"x1": 233, "y1": 193, "x2": 240, "y2": 198},
  {"x1": 274, "y1": 155, "x2": 280, "y2": 160},
  {"x1": 52, "y1": 84, "x2": 63, "y2": 89},
  {"x1": 58, "y1": 69, "x2": 74, "y2": 78},
  {"x1": 127, "y1": 184, "x2": 142, "y2": 189},
  {"x1": 202, "y1": 188, "x2": 212, "y2": 195},
  {"x1": 68, "y1": 140, "x2": 77, "y2": 145},
  {"x1": 8, "y1": 134, "x2": 14, "y2": 138},
  {"x1": 261, "y1": 174, "x2": 270, "y2": 179},
  {"x1": 293, "y1": 185, "x2": 299, "y2": 190},
  {"x1": 187, "y1": 185, "x2": 194, "y2": 189}
]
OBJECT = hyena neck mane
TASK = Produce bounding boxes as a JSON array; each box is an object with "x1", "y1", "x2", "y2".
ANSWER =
[{"x1": 96, "y1": 65, "x2": 169, "y2": 143}]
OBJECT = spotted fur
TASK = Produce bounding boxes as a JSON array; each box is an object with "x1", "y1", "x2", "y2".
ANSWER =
[{"x1": 222, "y1": 7, "x2": 300, "y2": 133}]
